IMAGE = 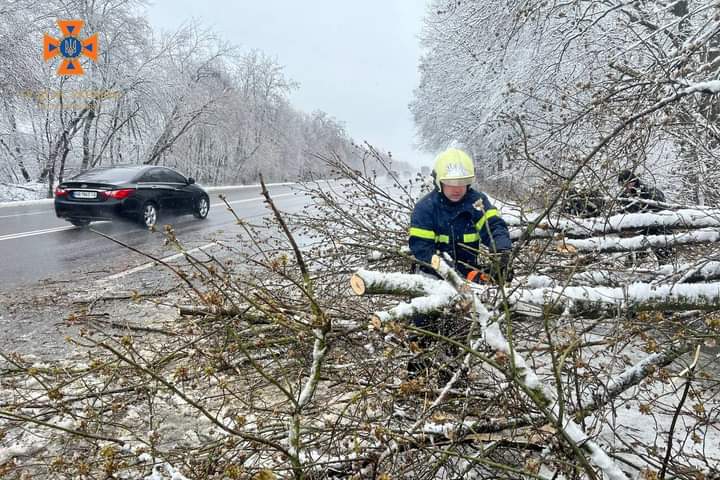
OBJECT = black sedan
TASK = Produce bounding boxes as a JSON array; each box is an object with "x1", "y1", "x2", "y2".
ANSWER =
[{"x1": 54, "y1": 165, "x2": 210, "y2": 228}]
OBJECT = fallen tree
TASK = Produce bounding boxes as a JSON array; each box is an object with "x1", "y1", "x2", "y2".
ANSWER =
[
  {"x1": 508, "y1": 208, "x2": 720, "y2": 238},
  {"x1": 1, "y1": 152, "x2": 719, "y2": 479}
]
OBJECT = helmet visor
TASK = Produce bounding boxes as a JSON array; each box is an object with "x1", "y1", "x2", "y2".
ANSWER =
[{"x1": 441, "y1": 177, "x2": 473, "y2": 187}]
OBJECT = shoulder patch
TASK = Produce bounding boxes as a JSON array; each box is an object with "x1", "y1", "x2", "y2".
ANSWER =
[{"x1": 473, "y1": 199, "x2": 486, "y2": 213}]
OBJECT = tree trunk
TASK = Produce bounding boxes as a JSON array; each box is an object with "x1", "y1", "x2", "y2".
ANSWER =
[
  {"x1": 350, "y1": 270, "x2": 448, "y2": 297},
  {"x1": 38, "y1": 108, "x2": 89, "y2": 192},
  {"x1": 81, "y1": 101, "x2": 97, "y2": 170},
  {"x1": 145, "y1": 103, "x2": 181, "y2": 165},
  {"x1": 512, "y1": 281, "x2": 720, "y2": 315},
  {"x1": 2, "y1": 98, "x2": 31, "y2": 182}
]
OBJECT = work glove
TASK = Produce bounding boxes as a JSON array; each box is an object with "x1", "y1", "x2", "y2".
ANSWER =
[
  {"x1": 465, "y1": 269, "x2": 490, "y2": 284},
  {"x1": 491, "y1": 251, "x2": 513, "y2": 283}
]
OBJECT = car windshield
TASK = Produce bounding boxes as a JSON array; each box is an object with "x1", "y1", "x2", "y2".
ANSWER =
[{"x1": 71, "y1": 168, "x2": 142, "y2": 183}]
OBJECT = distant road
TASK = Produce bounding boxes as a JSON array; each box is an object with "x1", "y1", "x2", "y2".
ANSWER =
[{"x1": 0, "y1": 184, "x2": 306, "y2": 291}]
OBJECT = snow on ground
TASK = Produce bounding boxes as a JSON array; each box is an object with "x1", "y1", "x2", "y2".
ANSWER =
[
  {"x1": 608, "y1": 377, "x2": 720, "y2": 474},
  {"x1": 0, "y1": 182, "x2": 49, "y2": 202}
]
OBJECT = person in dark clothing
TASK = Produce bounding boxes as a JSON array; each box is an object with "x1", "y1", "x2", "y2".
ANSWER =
[
  {"x1": 618, "y1": 169, "x2": 666, "y2": 213},
  {"x1": 409, "y1": 148, "x2": 513, "y2": 283},
  {"x1": 405, "y1": 148, "x2": 513, "y2": 384},
  {"x1": 617, "y1": 169, "x2": 672, "y2": 261}
]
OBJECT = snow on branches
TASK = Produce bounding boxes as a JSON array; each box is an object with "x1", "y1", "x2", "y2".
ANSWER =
[{"x1": 350, "y1": 190, "x2": 720, "y2": 477}]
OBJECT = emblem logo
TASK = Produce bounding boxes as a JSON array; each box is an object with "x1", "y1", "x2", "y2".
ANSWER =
[
  {"x1": 43, "y1": 20, "x2": 98, "y2": 76},
  {"x1": 446, "y1": 163, "x2": 469, "y2": 178}
]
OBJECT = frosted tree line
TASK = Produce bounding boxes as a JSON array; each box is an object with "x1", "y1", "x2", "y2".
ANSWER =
[
  {"x1": 411, "y1": 0, "x2": 720, "y2": 204},
  {"x1": 0, "y1": 0, "x2": 374, "y2": 196}
]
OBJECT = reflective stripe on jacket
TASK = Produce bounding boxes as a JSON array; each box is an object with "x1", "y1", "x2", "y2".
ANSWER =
[{"x1": 408, "y1": 188, "x2": 512, "y2": 276}]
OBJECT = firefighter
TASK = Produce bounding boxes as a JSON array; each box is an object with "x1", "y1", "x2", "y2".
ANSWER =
[
  {"x1": 405, "y1": 149, "x2": 513, "y2": 384},
  {"x1": 409, "y1": 148, "x2": 513, "y2": 283}
]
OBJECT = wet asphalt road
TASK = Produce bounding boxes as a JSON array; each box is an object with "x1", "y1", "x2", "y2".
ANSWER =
[
  {"x1": 0, "y1": 183, "x2": 307, "y2": 292},
  {"x1": 0, "y1": 178, "x2": 396, "y2": 358}
]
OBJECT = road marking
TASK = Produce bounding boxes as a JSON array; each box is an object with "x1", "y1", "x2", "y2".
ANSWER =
[
  {"x1": 102, "y1": 242, "x2": 219, "y2": 281},
  {"x1": 100, "y1": 194, "x2": 298, "y2": 281},
  {"x1": 0, "y1": 225, "x2": 76, "y2": 242},
  {"x1": 0, "y1": 211, "x2": 48, "y2": 219},
  {"x1": 210, "y1": 192, "x2": 294, "y2": 208}
]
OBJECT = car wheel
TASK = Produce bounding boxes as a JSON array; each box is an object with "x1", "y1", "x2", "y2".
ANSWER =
[
  {"x1": 193, "y1": 195, "x2": 210, "y2": 219},
  {"x1": 69, "y1": 219, "x2": 90, "y2": 227},
  {"x1": 141, "y1": 202, "x2": 158, "y2": 228}
]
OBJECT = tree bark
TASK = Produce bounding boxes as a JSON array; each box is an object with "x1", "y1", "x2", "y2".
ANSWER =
[
  {"x1": 38, "y1": 107, "x2": 89, "y2": 191},
  {"x1": 512, "y1": 281, "x2": 720, "y2": 315},
  {"x1": 350, "y1": 270, "x2": 449, "y2": 297},
  {"x1": 80, "y1": 101, "x2": 96, "y2": 170},
  {"x1": 1, "y1": 98, "x2": 31, "y2": 182}
]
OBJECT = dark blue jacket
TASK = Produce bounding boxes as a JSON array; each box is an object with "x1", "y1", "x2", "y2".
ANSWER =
[
  {"x1": 620, "y1": 181, "x2": 666, "y2": 213},
  {"x1": 409, "y1": 188, "x2": 512, "y2": 277}
]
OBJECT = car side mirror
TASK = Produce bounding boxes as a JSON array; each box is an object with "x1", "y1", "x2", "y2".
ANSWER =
[{"x1": 187, "y1": 177, "x2": 195, "y2": 185}]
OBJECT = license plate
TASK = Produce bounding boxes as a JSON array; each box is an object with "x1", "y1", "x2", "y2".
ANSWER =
[{"x1": 73, "y1": 191, "x2": 97, "y2": 199}]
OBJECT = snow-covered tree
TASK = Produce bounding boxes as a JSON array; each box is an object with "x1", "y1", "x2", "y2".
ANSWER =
[
  {"x1": 0, "y1": 1, "x2": 366, "y2": 194},
  {"x1": 412, "y1": 0, "x2": 720, "y2": 204}
]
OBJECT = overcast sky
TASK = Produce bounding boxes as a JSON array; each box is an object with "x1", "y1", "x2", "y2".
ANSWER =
[{"x1": 145, "y1": 1, "x2": 434, "y2": 167}]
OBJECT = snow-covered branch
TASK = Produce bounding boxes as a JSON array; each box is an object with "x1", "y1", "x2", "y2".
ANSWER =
[
  {"x1": 350, "y1": 269, "x2": 451, "y2": 297},
  {"x1": 509, "y1": 209, "x2": 720, "y2": 241},
  {"x1": 512, "y1": 281, "x2": 720, "y2": 314},
  {"x1": 563, "y1": 228, "x2": 720, "y2": 253},
  {"x1": 529, "y1": 260, "x2": 720, "y2": 287},
  {"x1": 552, "y1": 209, "x2": 720, "y2": 237},
  {"x1": 578, "y1": 343, "x2": 692, "y2": 417}
]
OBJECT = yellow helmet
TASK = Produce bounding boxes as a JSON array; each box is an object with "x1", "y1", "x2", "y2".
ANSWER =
[{"x1": 433, "y1": 148, "x2": 475, "y2": 189}]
